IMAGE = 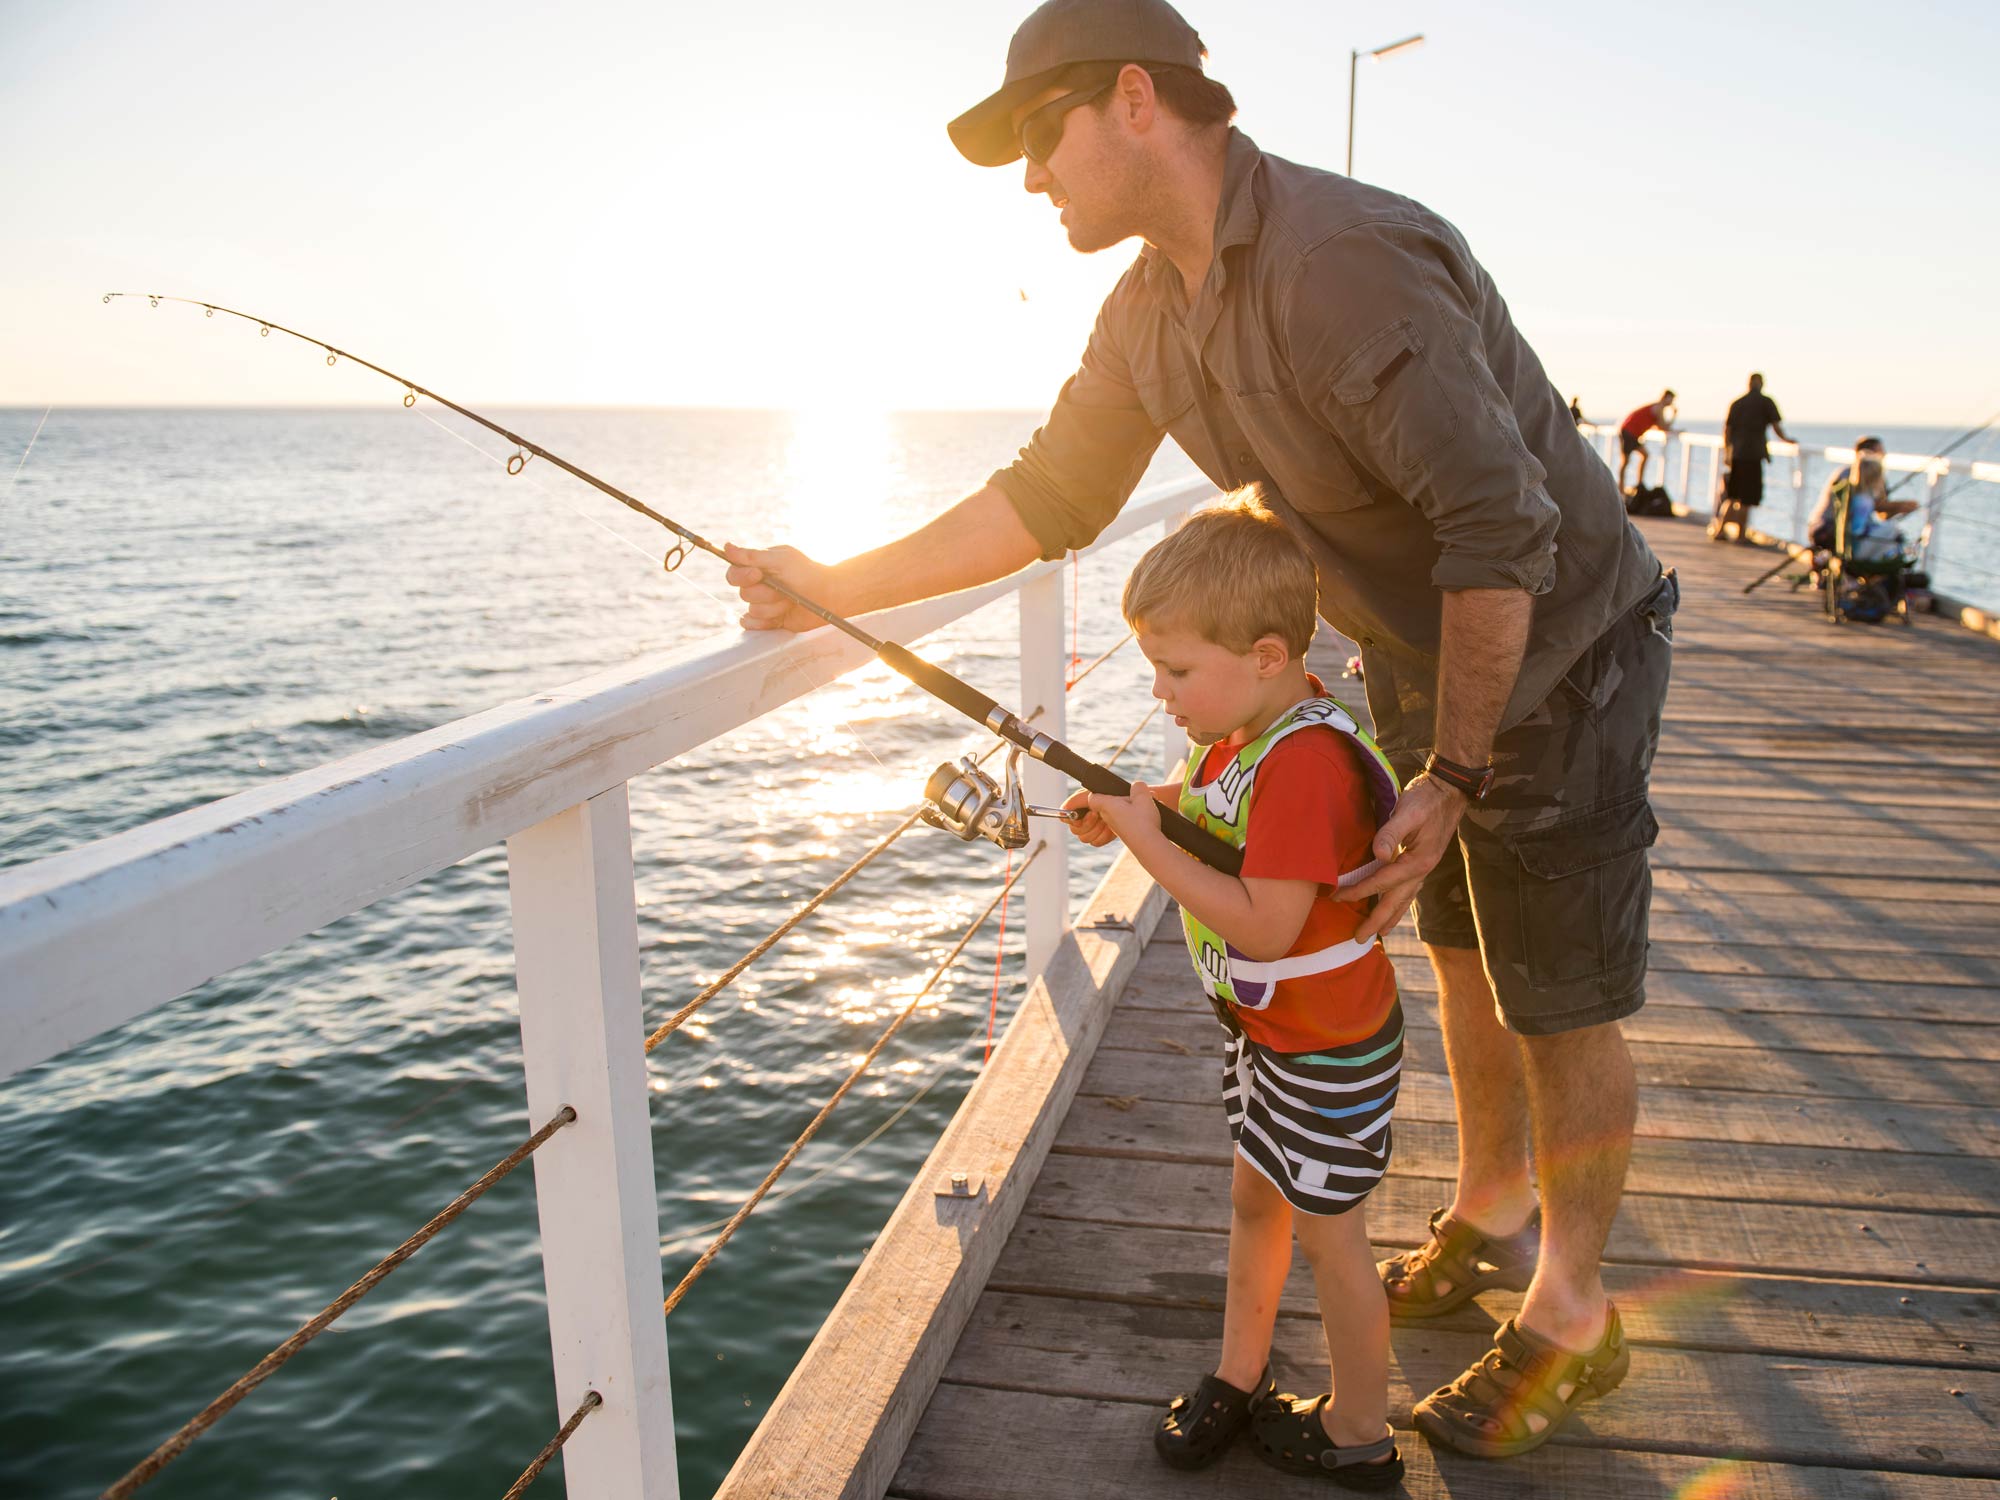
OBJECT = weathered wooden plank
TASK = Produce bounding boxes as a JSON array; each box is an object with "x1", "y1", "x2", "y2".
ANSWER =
[
  {"x1": 1127, "y1": 930, "x2": 2000, "y2": 1024},
  {"x1": 1026, "y1": 1152, "x2": 2000, "y2": 1287},
  {"x1": 1099, "y1": 1004, "x2": 2000, "y2": 1107},
  {"x1": 1114, "y1": 987, "x2": 2000, "y2": 1061},
  {"x1": 1081, "y1": 1046, "x2": 2000, "y2": 1158},
  {"x1": 936, "y1": 1292, "x2": 2000, "y2": 1473},
  {"x1": 1652, "y1": 866, "x2": 2000, "y2": 908},
  {"x1": 1063, "y1": 1079, "x2": 2000, "y2": 1216},
  {"x1": 990, "y1": 1215, "x2": 2000, "y2": 1371},
  {"x1": 894, "y1": 1386, "x2": 2000, "y2": 1500},
  {"x1": 712, "y1": 852, "x2": 1172, "y2": 1500}
]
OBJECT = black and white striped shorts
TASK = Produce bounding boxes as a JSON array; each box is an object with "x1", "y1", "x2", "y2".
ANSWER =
[{"x1": 1222, "y1": 1004, "x2": 1402, "y2": 1216}]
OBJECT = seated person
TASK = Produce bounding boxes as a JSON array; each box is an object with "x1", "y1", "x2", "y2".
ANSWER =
[{"x1": 1806, "y1": 436, "x2": 1917, "y2": 559}]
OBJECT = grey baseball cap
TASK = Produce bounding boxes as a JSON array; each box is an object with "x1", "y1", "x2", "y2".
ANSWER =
[{"x1": 947, "y1": 0, "x2": 1206, "y2": 168}]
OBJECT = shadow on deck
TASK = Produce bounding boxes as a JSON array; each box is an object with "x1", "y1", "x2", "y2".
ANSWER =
[{"x1": 888, "y1": 516, "x2": 2000, "y2": 1499}]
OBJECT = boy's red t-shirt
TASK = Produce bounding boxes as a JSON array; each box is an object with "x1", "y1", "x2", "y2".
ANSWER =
[{"x1": 1193, "y1": 726, "x2": 1398, "y2": 1054}]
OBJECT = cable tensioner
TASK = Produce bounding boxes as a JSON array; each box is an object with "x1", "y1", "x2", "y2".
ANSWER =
[{"x1": 920, "y1": 744, "x2": 1081, "y2": 851}]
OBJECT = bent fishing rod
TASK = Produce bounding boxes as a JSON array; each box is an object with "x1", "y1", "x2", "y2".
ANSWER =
[{"x1": 104, "y1": 293, "x2": 1242, "y2": 876}]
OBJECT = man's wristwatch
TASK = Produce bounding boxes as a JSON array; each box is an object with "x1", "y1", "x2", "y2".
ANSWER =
[{"x1": 1424, "y1": 752, "x2": 1495, "y2": 803}]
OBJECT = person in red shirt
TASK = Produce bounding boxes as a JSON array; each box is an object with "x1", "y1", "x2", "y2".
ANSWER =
[
  {"x1": 1616, "y1": 389, "x2": 1676, "y2": 492},
  {"x1": 1064, "y1": 492, "x2": 1404, "y2": 1482}
]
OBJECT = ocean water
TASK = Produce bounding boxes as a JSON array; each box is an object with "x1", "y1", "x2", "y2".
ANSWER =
[
  {"x1": 3, "y1": 404, "x2": 1995, "y2": 1500},
  {"x1": 0, "y1": 406, "x2": 1195, "y2": 1500}
]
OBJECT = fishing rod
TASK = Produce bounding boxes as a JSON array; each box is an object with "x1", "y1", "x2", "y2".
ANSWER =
[
  {"x1": 1884, "y1": 406, "x2": 2000, "y2": 500},
  {"x1": 104, "y1": 293, "x2": 1242, "y2": 876}
]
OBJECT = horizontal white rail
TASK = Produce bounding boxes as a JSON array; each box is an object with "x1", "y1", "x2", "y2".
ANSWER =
[{"x1": 0, "y1": 476, "x2": 1207, "y2": 1083}]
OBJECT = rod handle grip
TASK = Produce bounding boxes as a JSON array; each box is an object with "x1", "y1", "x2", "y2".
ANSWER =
[{"x1": 1037, "y1": 740, "x2": 1243, "y2": 876}]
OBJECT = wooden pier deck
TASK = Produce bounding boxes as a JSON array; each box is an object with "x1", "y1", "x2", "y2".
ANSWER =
[{"x1": 889, "y1": 517, "x2": 2000, "y2": 1498}]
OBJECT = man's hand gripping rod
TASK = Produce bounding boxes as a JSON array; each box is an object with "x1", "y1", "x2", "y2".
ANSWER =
[{"x1": 104, "y1": 292, "x2": 1244, "y2": 877}]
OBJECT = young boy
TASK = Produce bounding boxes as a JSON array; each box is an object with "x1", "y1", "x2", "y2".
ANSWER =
[{"x1": 1063, "y1": 494, "x2": 1404, "y2": 1488}]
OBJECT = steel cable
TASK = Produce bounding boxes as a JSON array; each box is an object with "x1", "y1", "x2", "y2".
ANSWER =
[
  {"x1": 662, "y1": 844, "x2": 1043, "y2": 1316},
  {"x1": 498, "y1": 1389, "x2": 603, "y2": 1500},
  {"x1": 642, "y1": 712, "x2": 1040, "y2": 1053},
  {"x1": 100, "y1": 1107, "x2": 578, "y2": 1500}
]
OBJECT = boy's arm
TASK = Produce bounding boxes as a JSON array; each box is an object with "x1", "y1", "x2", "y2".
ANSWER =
[{"x1": 1084, "y1": 784, "x2": 1317, "y2": 961}]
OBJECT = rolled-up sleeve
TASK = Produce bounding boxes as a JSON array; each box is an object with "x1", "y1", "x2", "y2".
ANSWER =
[
  {"x1": 1283, "y1": 221, "x2": 1559, "y2": 595},
  {"x1": 990, "y1": 291, "x2": 1166, "y2": 560}
]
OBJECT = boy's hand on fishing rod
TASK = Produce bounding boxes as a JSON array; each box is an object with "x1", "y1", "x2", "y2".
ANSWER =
[
  {"x1": 1060, "y1": 789, "x2": 1117, "y2": 846},
  {"x1": 1086, "y1": 782, "x2": 1163, "y2": 844},
  {"x1": 723, "y1": 542, "x2": 842, "y2": 632},
  {"x1": 1339, "y1": 774, "x2": 1466, "y2": 942}
]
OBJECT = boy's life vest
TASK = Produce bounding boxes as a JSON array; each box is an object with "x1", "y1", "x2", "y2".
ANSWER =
[{"x1": 1176, "y1": 695, "x2": 1400, "y2": 1038}]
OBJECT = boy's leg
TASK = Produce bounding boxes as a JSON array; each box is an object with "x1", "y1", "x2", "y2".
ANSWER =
[
  {"x1": 1292, "y1": 1200, "x2": 1392, "y2": 1449},
  {"x1": 1217, "y1": 1152, "x2": 1293, "y2": 1389}
]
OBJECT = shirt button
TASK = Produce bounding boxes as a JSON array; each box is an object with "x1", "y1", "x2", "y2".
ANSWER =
[{"x1": 1236, "y1": 452, "x2": 1254, "y2": 466}]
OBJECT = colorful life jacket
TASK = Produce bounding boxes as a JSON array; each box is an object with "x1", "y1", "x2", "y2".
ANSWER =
[{"x1": 1177, "y1": 696, "x2": 1400, "y2": 1020}]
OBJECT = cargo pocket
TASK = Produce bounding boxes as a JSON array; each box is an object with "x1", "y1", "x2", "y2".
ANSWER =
[
  {"x1": 1331, "y1": 316, "x2": 1460, "y2": 471},
  {"x1": 1504, "y1": 796, "x2": 1658, "y2": 987}
]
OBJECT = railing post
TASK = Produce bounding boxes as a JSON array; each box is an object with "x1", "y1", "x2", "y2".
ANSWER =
[
  {"x1": 507, "y1": 783, "x2": 678, "y2": 1500},
  {"x1": 1920, "y1": 461, "x2": 1948, "y2": 571},
  {"x1": 1791, "y1": 447, "x2": 1808, "y2": 544},
  {"x1": 1159, "y1": 507, "x2": 1192, "y2": 779},
  {"x1": 1018, "y1": 570, "x2": 1072, "y2": 977},
  {"x1": 1677, "y1": 432, "x2": 1692, "y2": 512}
]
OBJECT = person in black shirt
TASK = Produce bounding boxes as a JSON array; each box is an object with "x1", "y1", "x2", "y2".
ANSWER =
[{"x1": 1714, "y1": 373, "x2": 1793, "y2": 542}]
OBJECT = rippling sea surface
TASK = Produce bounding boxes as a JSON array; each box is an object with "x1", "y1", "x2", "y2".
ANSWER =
[
  {"x1": 3, "y1": 406, "x2": 1996, "y2": 1499},
  {"x1": 0, "y1": 407, "x2": 1197, "y2": 1500}
]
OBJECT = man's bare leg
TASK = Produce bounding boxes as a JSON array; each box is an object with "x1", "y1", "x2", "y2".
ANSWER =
[
  {"x1": 1515, "y1": 1019, "x2": 1637, "y2": 1351},
  {"x1": 1429, "y1": 944, "x2": 1536, "y2": 1234}
]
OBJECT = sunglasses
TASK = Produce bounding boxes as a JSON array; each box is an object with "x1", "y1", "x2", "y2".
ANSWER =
[{"x1": 1018, "y1": 83, "x2": 1111, "y2": 164}]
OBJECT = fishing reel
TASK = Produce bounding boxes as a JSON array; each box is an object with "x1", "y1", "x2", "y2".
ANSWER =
[{"x1": 920, "y1": 744, "x2": 1081, "y2": 850}]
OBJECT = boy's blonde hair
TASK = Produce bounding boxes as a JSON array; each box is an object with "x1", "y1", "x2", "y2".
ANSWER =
[{"x1": 1121, "y1": 486, "x2": 1319, "y2": 656}]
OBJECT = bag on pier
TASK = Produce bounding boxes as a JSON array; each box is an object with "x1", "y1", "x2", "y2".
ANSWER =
[{"x1": 1624, "y1": 485, "x2": 1673, "y2": 517}]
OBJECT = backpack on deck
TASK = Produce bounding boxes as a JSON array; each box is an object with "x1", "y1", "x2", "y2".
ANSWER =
[{"x1": 1624, "y1": 485, "x2": 1673, "y2": 517}]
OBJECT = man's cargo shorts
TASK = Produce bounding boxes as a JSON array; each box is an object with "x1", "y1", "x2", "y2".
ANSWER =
[{"x1": 1374, "y1": 569, "x2": 1678, "y2": 1036}]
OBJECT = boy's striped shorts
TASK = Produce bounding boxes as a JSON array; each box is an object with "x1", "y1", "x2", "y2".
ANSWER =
[{"x1": 1222, "y1": 1002, "x2": 1402, "y2": 1216}]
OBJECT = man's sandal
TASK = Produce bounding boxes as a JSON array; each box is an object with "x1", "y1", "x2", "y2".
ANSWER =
[
  {"x1": 1412, "y1": 1306, "x2": 1630, "y2": 1459},
  {"x1": 1153, "y1": 1366, "x2": 1276, "y2": 1470},
  {"x1": 1377, "y1": 1206, "x2": 1540, "y2": 1319},
  {"x1": 1249, "y1": 1394, "x2": 1404, "y2": 1490}
]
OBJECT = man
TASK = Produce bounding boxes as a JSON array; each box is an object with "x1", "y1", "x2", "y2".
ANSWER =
[
  {"x1": 726, "y1": 0, "x2": 1674, "y2": 1459},
  {"x1": 1714, "y1": 373, "x2": 1792, "y2": 543},
  {"x1": 1616, "y1": 389, "x2": 1675, "y2": 491}
]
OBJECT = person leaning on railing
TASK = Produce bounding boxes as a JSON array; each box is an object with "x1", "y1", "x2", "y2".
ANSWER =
[{"x1": 725, "y1": 0, "x2": 1673, "y2": 1463}]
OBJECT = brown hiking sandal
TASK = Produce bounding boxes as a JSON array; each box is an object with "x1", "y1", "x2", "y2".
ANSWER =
[
  {"x1": 1377, "y1": 1206, "x2": 1540, "y2": 1319},
  {"x1": 1412, "y1": 1306, "x2": 1631, "y2": 1459}
]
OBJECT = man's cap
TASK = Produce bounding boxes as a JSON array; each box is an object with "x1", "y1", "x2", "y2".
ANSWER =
[
  {"x1": 947, "y1": 0, "x2": 1206, "y2": 168},
  {"x1": 1856, "y1": 434, "x2": 1885, "y2": 452}
]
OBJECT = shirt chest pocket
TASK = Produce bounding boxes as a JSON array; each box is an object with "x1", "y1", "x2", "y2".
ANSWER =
[{"x1": 1227, "y1": 389, "x2": 1374, "y2": 516}]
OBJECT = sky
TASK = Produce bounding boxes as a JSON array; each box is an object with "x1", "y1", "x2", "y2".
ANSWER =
[{"x1": 2, "y1": 0, "x2": 1996, "y2": 424}]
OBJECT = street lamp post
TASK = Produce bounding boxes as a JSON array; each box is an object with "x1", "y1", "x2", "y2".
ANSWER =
[{"x1": 1346, "y1": 32, "x2": 1426, "y2": 177}]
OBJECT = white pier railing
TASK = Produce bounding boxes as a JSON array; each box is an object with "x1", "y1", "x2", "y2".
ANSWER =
[
  {"x1": 1581, "y1": 421, "x2": 2000, "y2": 624},
  {"x1": 0, "y1": 475, "x2": 1210, "y2": 1499}
]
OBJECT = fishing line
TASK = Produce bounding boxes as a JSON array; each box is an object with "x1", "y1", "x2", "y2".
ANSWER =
[
  {"x1": 1885, "y1": 405, "x2": 2000, "y2": 499},
  {"x1": 8, "y1": 404, "x2": 51, "y2": 490},
  {"x1": 105, "y1": 292, "x2": 1242, "y2": 874},
  {"x1": 415, "y1": 408, "x2": 678, "y2": 579}
]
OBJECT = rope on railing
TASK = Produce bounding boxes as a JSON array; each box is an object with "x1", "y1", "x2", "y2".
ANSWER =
[
  {"x1": 1064, "y1": 630, "x2": 1134, "y2": 692},
  {"x1": 99, "y1": 1106, "x2": 578, "y2": 1500},
  {"x1": 498, "y1": 1388, "x2": 603, "y2": 1500},
  {"x1": 661, "y1": 844, "x2": 1044, "y2": 1316},
  {"x1": 642, "y1": 719, "x2": 1036, "y2": 1053}
]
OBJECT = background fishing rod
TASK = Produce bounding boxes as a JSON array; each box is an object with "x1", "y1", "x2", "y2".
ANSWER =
[
  {"x1": 1883, "y1": 405, "x2": 2000, "y2": 500},
  {"x1": 103, "y1": 293, "x2": 1243, "y2": 876}
]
